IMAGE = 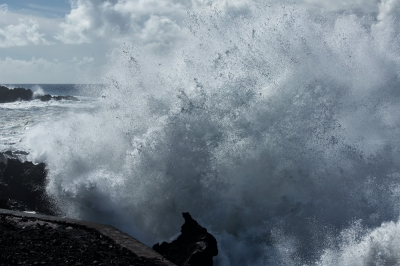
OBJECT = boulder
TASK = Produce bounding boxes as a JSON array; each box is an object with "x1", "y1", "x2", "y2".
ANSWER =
[
  {"x1": 0, "y1": 152, "x2": 56, "y2": 215},
  {"x1": 0, "y1": 86, "x2": 33, "y2": 103},
  {"x1": 153, "y1": 212, "x2": 218, "y2": 266}
]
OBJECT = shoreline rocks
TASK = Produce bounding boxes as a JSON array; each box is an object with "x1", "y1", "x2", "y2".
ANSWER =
[
  {"x1": 153, "y1": 212, "x2": 218, "y2": 266},
  {"x1": 36, "y1": 94, "x2": 79, "y2": 102},
  {"x1": 0, "y1": 151, "x2": 56, "y2": 215},
  {"x1": 0, "y1": 149, "x2": 219, "y2": 264},
  {"x1": 0, "y1": 209, "x2": 176, "y2": 266},
  {"x1": 0, "y1": 85, "x2": 79, "y2": 103},
  {"x1": 0, "y1": 86, "x2": 33, "y2": 103}
]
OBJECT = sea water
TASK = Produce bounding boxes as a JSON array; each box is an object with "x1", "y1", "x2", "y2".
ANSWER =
[
  {"x1": 0, "y1": 84, "x2": 99, "y2": 152},
  {"x1": 3, "y1": 2, "x2": 400, "y2": 265}
]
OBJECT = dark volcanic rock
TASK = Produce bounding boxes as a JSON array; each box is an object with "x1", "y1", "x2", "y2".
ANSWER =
[
  {"x1": 0, "y1": 86, "x2": 79, "y2": 103},
  {"x1": 0, "y1": 214, "x2": 166, "y2": 266},
  {"x1": 0, "y1": 152, "x2": 56, "y2": 215},
  {"x1": 36, "y1": 94, "x2": 52, "y2": 101},
  {"x1": 0, "y1": 86, "x2": 33, "y2": 103},
  {"x1": 153, "y1": 212, "x2": 218, "y2": 266},
  {"x1": 36, "y1": 94, "x2": 79, "y2": 101},
  {"x1": 0, "y1": 197, "x2": 8, "y2": 209},
  {"x1": 53, "y1": 95, "x2": 79, "y2": 101}
]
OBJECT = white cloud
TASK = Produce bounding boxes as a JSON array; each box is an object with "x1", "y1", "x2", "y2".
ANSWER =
[
  {"x1": 0, "y1": 0, "x2": 391, "y2": 83},
  {"x1": 377, "y1": 0, "x2": 400, "y2": 24},
  {"x1": 139, "y1": 15, "x2": 184, "y2": 48},
  {"x1": 300, "y1": 0, "x2": 380, "y2": 13},
  {"x1": 0, "y1": 4, "x2": 8, "y2": 13},
  {"x1": 70, "y1": 56, "x2": 95, "y2": 66},
  {"x1": 0, "y1": 19, "x2": 52, "y2": 48},
  {"x1": 55, "y1": 0, "x2": 192, "y2": 45},
  {"x1": 372, "y1": 0, "x2": 400, "y2": 48},
  {"x1": 55, "y1": 0, "x2": 384, "y2": 49},
  {"x1": 0, "y1": 10, "x2": 62, "y2": 32},
  {"x1": 0, "y1": 10, "x2": 65, "y2": 48},
  {"x1": 55, "y1": 0, "x2": 252, "y2": 48}
]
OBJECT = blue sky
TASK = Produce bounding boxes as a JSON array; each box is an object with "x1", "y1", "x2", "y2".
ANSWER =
[
  {"x1": 0, "y1": 0, "x2": 393, "y2": 83},
  {"x1": 2, "y1": 0, "x2": 70, "y2": 17}
]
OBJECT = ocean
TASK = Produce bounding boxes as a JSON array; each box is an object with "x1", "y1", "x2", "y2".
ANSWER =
[{"x1": 2, "y1": 2, "x2": 400, "y2": 265}]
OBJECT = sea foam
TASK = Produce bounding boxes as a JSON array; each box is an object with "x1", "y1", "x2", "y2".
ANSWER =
[{"x1": 24, "y1": 2, "x2": 400, "y2": 265}]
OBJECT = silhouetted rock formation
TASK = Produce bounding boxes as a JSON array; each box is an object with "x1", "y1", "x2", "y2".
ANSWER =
[
  {"x1": 0, "y1": 86, "x2": 79, "y2": 103},
  {"x1": 153, "y1": 212, "x2": 218, "y2": 266},
  {"x1": 0, "y1": 86, "x2": 33, "y2": 103},
  {"x1": 36, "y1": 94, "x2": 79, "y2": 101},
  {"x1": 36, "y1": 94, "x2": 52, "y2": 101},
  {"x1": 0, "y1": 197, "x2": 8, "y2": 209},
  {"x1": 0, "y1": 152, "x2": 56, "y2": 215},
  {"x1": 53, "y1": 95, "x2": 79, "y2": 101}
]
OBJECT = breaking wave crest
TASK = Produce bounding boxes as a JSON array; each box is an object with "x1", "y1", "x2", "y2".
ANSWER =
[{"x1": 24, "y1": 2, "x2": 400, "y2": 265}]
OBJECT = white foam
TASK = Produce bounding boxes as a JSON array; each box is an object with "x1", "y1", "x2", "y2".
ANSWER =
[
  {"x1": 316, "y1": 220, "x2": 400, "y2": 266},
  {"x1": 23, "y1": 2, "x2": 400, "y2": 265},
  {"x1": 31, "y1": 85, "x2": 45, "y2": 97}
]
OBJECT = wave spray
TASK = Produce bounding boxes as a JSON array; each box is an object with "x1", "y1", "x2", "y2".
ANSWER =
[{"x1": 24, "y1": 2, "x2": 400, "y2": 265}]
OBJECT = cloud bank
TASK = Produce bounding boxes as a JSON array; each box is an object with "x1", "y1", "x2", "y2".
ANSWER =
[
  {"x1": 55, "y1": 0, "x2": 198, "y2": 48},
  {"x1": 0, "y1": 19, "x2": 51, "y2": 48},
  {"x1": 0, "y1": 0, "x2": 393, "y2": 49},
  {"x1": 0, "y1": 0, "x2": 398, "y2": 83}
]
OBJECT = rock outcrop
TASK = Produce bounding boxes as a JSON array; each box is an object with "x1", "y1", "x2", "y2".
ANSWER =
[
  {"x1": 36, "y1": 94, "x2": 79, "y2": 101},
  {"x1": 0, "y1": 151, "x2": 56, "y2": 215},
  {"x1": 153, "y1": 212, "x2": 218, "y2": 266},
  {"x1": 0, "y1": 86, "x2": 79, "y2": 103},
  {"x1": 35, "y1": 94, "x2": 52, "y2": 101},
  {"x1": 0, "y1": 86, "x2": 33, "y2": 103}
]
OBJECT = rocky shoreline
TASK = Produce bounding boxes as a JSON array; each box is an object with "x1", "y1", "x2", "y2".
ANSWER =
[
  {"x1": 0, "y1": 151, "x2": 219, "y2": 265},
  {"x1": 0, "y1": 151, "x2": 56, "y2": 215},
  {"x1": 0, "y1": 86, "x2": 79, "y2": 103},
  {"x1": 0, "y1": 209, "x2": 175, "y2": 266}
]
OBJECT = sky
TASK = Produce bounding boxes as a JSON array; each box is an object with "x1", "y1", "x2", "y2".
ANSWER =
[{"x1": 0, "y1": 0, "x2": 393, "y2": 84}]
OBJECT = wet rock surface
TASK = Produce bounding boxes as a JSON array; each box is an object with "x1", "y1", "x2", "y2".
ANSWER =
[
  {"x1": 153, "y1": 212, "x2": 218, "y2": 266},
  {"x1": 0, "y1": 213, "x2": 166, "y2": 266},
  {"x1": 0, "y1": 86, "x2": 33, "y2": 103},
  {"x1": 0, "y1": 151, "x2": 56, "y2": 215}
]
